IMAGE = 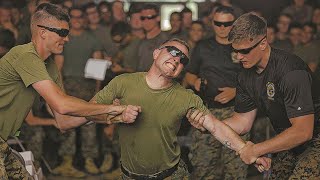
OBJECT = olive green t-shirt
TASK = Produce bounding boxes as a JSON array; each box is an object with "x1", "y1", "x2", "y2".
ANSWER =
[
  {"x1": 95, "y1": 72, "x2": 209, "y2": 174},
  {"x1": 0, "y1": 42, "x2": 61, "y2": 140},
  {"x1": 294, "y1": 41, "x2": 320, "y2": 64}
]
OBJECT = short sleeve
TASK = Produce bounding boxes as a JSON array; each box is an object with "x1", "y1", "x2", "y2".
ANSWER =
[
  {"x1": 187, "y1": 92, "x2": 210, "y2": 115},
  {"x1": 14, "y1": 53, "x2": 52, "y2": 87},
  {"x1": 280, "y1": 70, "x2": 314, "y2": 118},
  {"x1": 94, "y1": 76, "x2": 120, "y2": 104},
  {"x1": 234, "y1": 79, "x2": 256, "y2": 113}
]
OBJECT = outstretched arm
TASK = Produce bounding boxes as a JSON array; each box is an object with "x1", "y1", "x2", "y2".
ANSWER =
[
  {"x1": 32, "y1": 80, "x2": 126, "y2": 117},
  {"x1": 187, "y1": 108, "x2": 271, "y2": 171}
]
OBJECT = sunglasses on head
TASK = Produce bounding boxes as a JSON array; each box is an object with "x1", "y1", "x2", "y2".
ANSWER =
[
  {"x1": 140, "y1": 14, "x2": 157, "y2": 21},
  {"x1": 37, "y1": 25, "x2": 69, "y2": 37},
  {"x1": 213, "y1": 21, "x2": 234, "y2": 27},
  {"x1": 232, "y1": 36, "x2": 266, "y2": 54},
  {"x1": 160, "y1": 46, "x2": 189, "y2": 66}
]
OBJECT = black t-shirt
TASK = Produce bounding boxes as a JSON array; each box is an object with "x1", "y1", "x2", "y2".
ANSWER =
[
  {"x1": 187, "y1": 38, "x2": 241, "y2": 108},
  {"x1": 235, "y1": 48, "x2": 320, "y2": 136}
]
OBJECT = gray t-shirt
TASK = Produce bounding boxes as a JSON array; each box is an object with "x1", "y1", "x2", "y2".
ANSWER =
[
  {"x1": 137, "y1": 32, "x2": 168, "y2": 72},
  {"x1": 62, "y1": 30, "x2": 102, "y2": 77}
]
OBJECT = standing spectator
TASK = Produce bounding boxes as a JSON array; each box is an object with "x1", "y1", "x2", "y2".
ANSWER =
[
  {"x1": 127, "y1": 4, "x2": 145, "y2": 39},
  {"x1": 274, "y1": 23, "x2": 303, "y2": 52},
  {"x1": 53, "y1": 7, "x2": 103, "y2": 177},
  {"x1": 166, "y1": 11, "x2": 185, "y2": 39},
  {"x1": 137, "y1": 3, "x2": 168, "y2": 72},
  {"x1": 217, "y1": 0, "x2": 244, "y2": 17},
  {"x1": 0, "y1": 29, "x2": 15, "y2": 58},
  {"x1": 267, "y1": 24, "x2": 277, "y2": 45},
  {"x1": 98, "y1": 1, "x2": 112, "y2": 27},
  {"x1": 111, "y1": 0, "x2": 126, "y2": 23},
  {"x1": 281, "y1": 0, "x2": 313, "y2": 24},
  {"x1": 294, "y1": 23, "x2": 320, "y2": 72},
  {"x1": 312, "y1": 7, "x2": 320, "y2": 39},
  {"x1": 275, "y1": 13, "x2": 292, "y2": 41},
  {"x1": 184, "y1": 6, "x2": 248, "y2": 179},
  {"x1": 0, "y1": 4, "x2": 18, "y2": 40},
  {"x1": 84, "y1": 2, "x2": 118, "y2": 58},
  {"x1": 181, "y1": 7, "x2": 193, "y2": 32}
]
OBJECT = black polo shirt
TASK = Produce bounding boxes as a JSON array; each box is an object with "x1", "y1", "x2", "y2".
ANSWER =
[
  {"x1": 235, "y1": 48, "x2": 320, "y2": 136},
  {"x1": 186, "y1": 38, "x2": 241, "y2": 108}
]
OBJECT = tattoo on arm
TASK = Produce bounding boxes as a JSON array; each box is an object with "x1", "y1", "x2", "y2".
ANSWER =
[{"x1": 224, "y1": 141, "x2": 231, "y2": 148}]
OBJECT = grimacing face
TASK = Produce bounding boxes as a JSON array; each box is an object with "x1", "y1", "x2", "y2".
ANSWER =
[{"x1": 154, "y1": 41, "x2": 189, "y2": 78}]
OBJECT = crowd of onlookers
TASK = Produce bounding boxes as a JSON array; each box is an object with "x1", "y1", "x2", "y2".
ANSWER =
[{"x1": 1, "y1": 0, "x2": 320, "y2": 179}]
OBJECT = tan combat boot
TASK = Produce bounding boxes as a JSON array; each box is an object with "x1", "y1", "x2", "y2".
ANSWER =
[
  {"x1": 52, "y1": 155, "x2": 86, "y2": 178},
  {"x1": 103, "y1": 167, "x2": 121, "y2": 180},
  {"x1": 99, "y1": 153, "x2": 114, "y2": 173},
  {"x1": 84, "y1": 157, "x2": 100, "y2": 174}
]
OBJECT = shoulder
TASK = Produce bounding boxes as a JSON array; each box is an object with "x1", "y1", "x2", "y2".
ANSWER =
[
  {"x1": 113, "y1": 72, "x2": 144, "y2": 81},
  {"x1": 272, "y1": 48, "x2": 307, "y2": 73}
]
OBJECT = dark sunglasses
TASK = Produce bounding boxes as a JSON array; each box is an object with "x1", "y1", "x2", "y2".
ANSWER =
[
  {"x1": 232, "y1": 36, "x2": 266, "y2": 54},
  {"x1": 140, "y1": 14, "x2": 157, "y2": 21},
  {"x1": 213, "y1": 21, "x2": 234, "y2": 27},
  {"x1": 37, "y1": 25, "x2": 69, "y2": 37},
  {"x1": 160, "y1": 46, "x2": 189, "y2": 66}
]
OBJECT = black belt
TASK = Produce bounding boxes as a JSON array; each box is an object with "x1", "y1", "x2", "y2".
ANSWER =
[{"x1": 120, "y1": 162, "x2": 179, "y2": 180}]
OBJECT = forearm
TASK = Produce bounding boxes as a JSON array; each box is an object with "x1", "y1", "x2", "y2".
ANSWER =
[
  {"x1": 87, "y1": 113, "x2": 125, "y2": 124},
  {"x1": 54, "y1": 112, "x2": 89, "y2": 131},
  {"x1": 253, "y1": 127, "x2": 312, "y2": 156},
  {"x1": 57, "y1": 94, "x2": 125, "y2": 117},
  {"x1": 25, "y1": 117, "x2": 56, "y2": 126},
  {"x1": 184, "y1": 73, "x2": 198, "y2": 87},
  {"x1": 203, "y1": 114, "x2": 246, "y2": 152}
]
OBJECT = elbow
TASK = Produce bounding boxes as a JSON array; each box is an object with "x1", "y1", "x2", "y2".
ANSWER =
[
  {"x1": 303, "y1": 131, "x2": 313, "y2": 142},
  {"x1": 56, "y1": 107, "x2": 68, "y2": 115}
]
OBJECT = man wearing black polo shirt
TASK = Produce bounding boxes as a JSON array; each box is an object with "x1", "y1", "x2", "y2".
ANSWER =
[
  {"x1": 189, "y1": 12, "x2": 320, "y2": 179},
  {"x1": 184, "y1": 6, "x2": 248, "y2": 179}
]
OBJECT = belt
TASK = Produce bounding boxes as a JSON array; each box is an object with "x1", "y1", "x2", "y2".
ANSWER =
[{"x1": 120, "y1": 162, "x2": 179, "y2": 180}]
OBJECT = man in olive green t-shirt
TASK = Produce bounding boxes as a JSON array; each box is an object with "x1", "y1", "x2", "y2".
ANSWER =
[
  {"x1": 0, "y1": 3, "x2": 139, "y2": 179},
  {"x1": 90, "y1": 38, "x2": 271, "y2": 179}
]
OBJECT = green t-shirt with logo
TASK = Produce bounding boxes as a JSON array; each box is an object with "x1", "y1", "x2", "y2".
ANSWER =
[
  {"x1": 95, "y1": 72, "x2": 209, "y2": 174},
  {"x1": 0, "y1": 42, "x2": 61, "y2": 140}
]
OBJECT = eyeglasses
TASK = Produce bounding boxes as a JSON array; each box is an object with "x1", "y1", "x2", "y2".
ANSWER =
[
  {"x1": 232, "y1": 36, "x2": 266, "y2": 54},
  {"x1": 159, "y1": 46, "x2": 189, "y2": 66},
  {"x1": 213, "y1": 21, "x2": 234, "y2": 27},
  {"x1": 140, "y1": 14, "x2": 157, "y2": 21},
  {"x1": 37, "y1": 25, "x2": 69, "y2": 37}
]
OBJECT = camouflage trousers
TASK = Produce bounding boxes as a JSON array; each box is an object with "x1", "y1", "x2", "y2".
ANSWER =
[
  {"x1": 270, "y1": 135, "x2": 320, "y2": 180},
  {"x1": 120, "y1": 160, "x2": 190, "y2": 180},
  {"x1": 0, "y1": 137, "x2": 33, "y2": 180},
  {"x1": 20, "y1": 123, "x2": 76, "y2": 164},
  {"x1": 190, "y1": 106, "x2": 249, "y2": 180},
  {"x1": 63, "y1": 77, "x2": 98, "y2": 158}
]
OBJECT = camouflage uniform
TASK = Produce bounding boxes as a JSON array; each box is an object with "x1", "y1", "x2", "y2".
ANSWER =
[
  {"x1": 63, "y1": 77, "x2": 98, "y2": 158},
  {"x1": 19, "y1": 96, "x2": 75, "y2": 168},
  {"x1": 120, "y1": 160, "x2": 190, "y2": 180},
  {"x1": 270, "y1": 134, "x2": 320, "y2": 179},
  {"x1": 0, "y1": 137, "x2": 33, "y2": 180},
  {"x1": 190, "y1": 106, "x2": 249, "y2": 180}
]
